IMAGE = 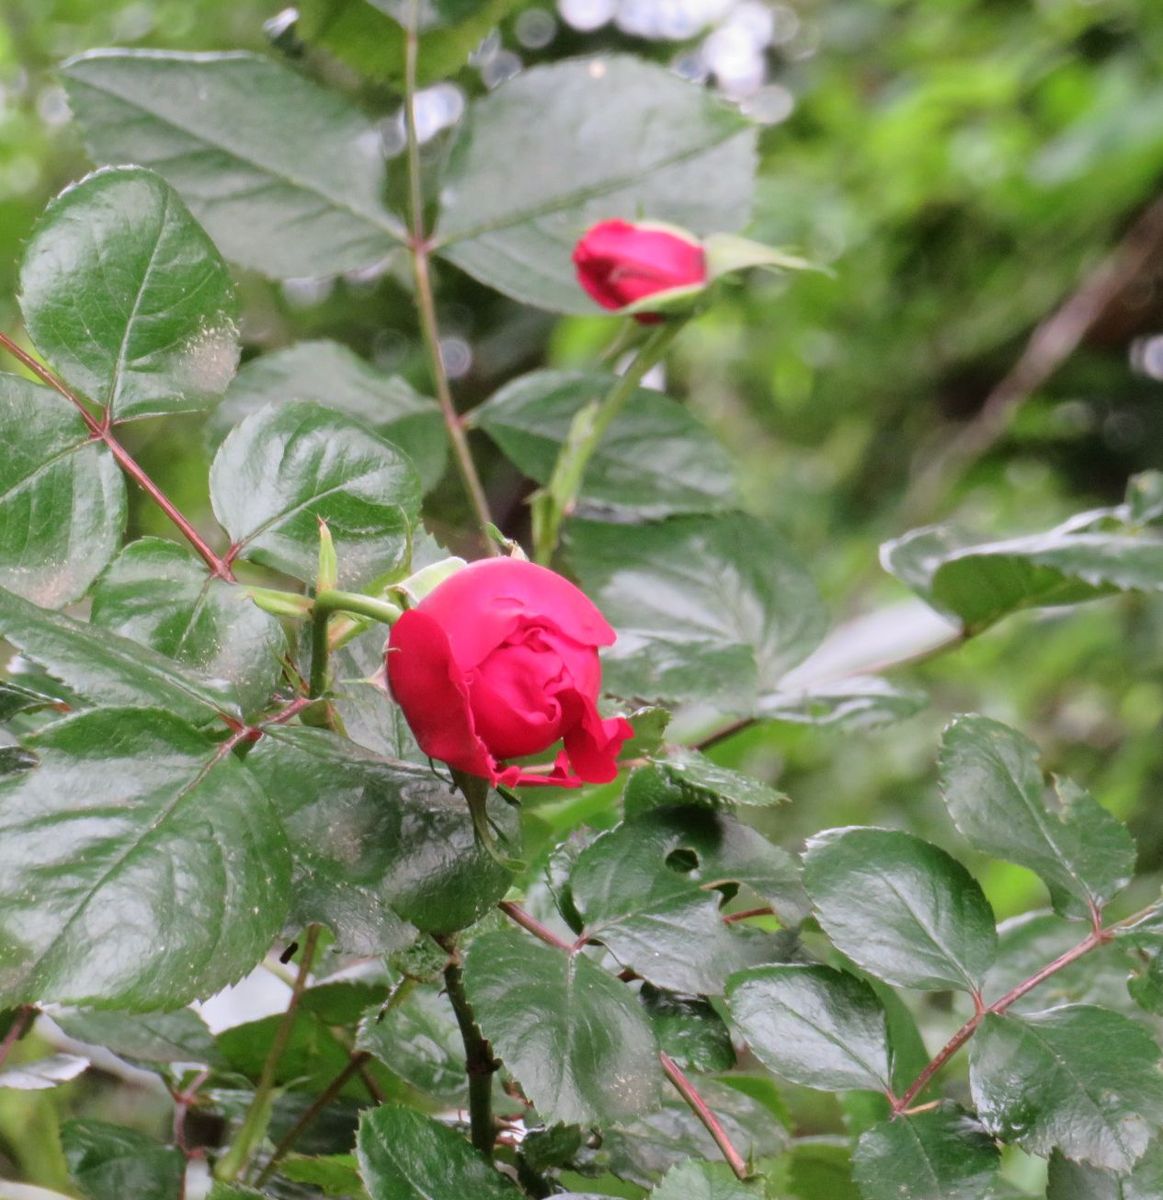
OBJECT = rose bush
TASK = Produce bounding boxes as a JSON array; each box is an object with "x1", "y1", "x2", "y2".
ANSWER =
[
  {"x1": 386, "y1": 557, "x2": 633, "y2": 787},
  {"x1": 573, "y1": 219, "x2": 707, "y2": 318}
]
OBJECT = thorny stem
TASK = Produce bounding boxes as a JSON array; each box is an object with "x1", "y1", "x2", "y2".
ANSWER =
[
  {"x1": 0, "y1": 1005, "x2": 36, "y2": 1071},
  {"x1": 0, "y1": 331, "x2": 233, "y2": 580},
  {"x1": 215, "y1": 925, "x2": 322, "y2": 1183},
  {"x1": 497, "y1": 900, "x2": 573, "y2": 951},
  {"x1": 660, "y1": 1052, "x2": 751, "y2": 1180},
  {"x1": 440, "y1": 939, "x2": 499, "y2": 1160},
  {"x1": 402, "y1": 10, "x2": 497, "y2": 553}
]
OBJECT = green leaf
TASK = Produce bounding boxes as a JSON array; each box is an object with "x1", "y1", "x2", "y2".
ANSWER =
[
  {"x1": 640, "y1": 985, "x2": 735, "y2": 1073},
  {"x1": 1047, "y1": 1141, "x2": 1163, "y2": 1199},
  {"x1": 475, "y1": 370, "x2": 738, "y2": 518},
  {"x1": 91, "y1": 539, "x2": 285, "y2": 716},
  {"x1": 217, "y1": 1011, "x2": 356, "y2": 1094},
  {"x1": 650, "y1": 1160, "x2": 763, "y2": 1199},
  {"x1": 62, "y1": 1119, "x2": 184, "y2": 1200},
  {"x1": 566, "y1": 513, "x2": 825, "y2": 710},
  {"x1": 852, "y1": 1105, "x2": 999, "y2": 1200},
  {"x1": 803, "y1": 827, "x2": 997, "y2": 993},
  {"x1": 0, "y1": 375, "x2": 125, "y2": 608},
  {"x1": 356, "y1": 986, "x2": 467, "y2": 1101},
  {"x1": 53, "y1": 1007, "x2": 221, "y2": 1067},
  {"x1": 280, "y1": 1154, "x2": 367, "y2": 1198},
  {"x1": 330, "y1": 626, "x2": 425, "y2": 763},
  {"x1": 434, "y1": 57, "x2": 756, "y2": 312},
  {"x1": 211, "y1": 341, "x2": 446, "y2": 494},
  {"x1": 0, "y1": 584, "x2": 238, "y2": 725},
  {"x1": 756, "y1": 676, "x2": 927, "y2": 729},
  {"x1": 0, "y1": 679, "x2": 61, "y2": 723},
  {"x1": 521, "y1": 1124, "x2": 584, "y2": 1174},
  {"x1": 463, "y1": 928, "x2": 659, "y2": 1125},
  {"x1": 0, "y1": 1054, "x2": 88, "y2": 1090},
  {"x1": 210, "y1": 401, "x2": 421, "y2": 589},
  {"x1": 939, "y1": 715, "x2": 1135, "y2": 920},
  {"x1": 0, "y1": 708, "x2": 290, "y2": 1009},
  {"x1": 625, "y1": 749, "x2": 788, "y2": 815},
  {"x1": 969, "y1": 1006, "x2": 1163, "y2": 1173},
  {"x1": 726, "y1": 964, "x2": 892, "y2": 1093},
  {"x1": 62, "y1": 51, "x2": 405, "y2": 278},
  {"x1": 246, "y1": 726, "x2": 517, "y2": 945},
  {"x1": 357, "y1": 1105, "x2": 520, "y2": 1200},
  {"x1": 20, "y1": 167, "x2": 238, "y2": 421},
  {"x1": 881, "y1": 511, "x2": 1163, "y2": 633}
]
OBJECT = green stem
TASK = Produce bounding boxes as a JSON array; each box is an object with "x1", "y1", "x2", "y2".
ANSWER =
[
  {"x1": 403, "y1": 4, "x2": 497, "y2": 554},
  {"x1": 533, "y1": 319, "x2": 685, "y2": 564},
  {"x1": 314, "y1": 590, "x2": 403, "y2": 627},
  {"x1": 308, "y1": 606, "x2": 331, "y2": 701},
  {"x1": 440, "y1": 943, "x2": 497, "y2": 1159},
  {"x1": 214, "y1": 926, "x2": 321, "y2": 1183}
]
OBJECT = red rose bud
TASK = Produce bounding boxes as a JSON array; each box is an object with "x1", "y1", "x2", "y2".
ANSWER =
[
  {"x1": 386, "y1": 558, "x2": 632, "y2": 789},
  {"x1": 573, "y1": 220, "x2": 707, "y2": 319}
]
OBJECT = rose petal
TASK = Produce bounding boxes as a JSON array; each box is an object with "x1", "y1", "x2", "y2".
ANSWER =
[
  {"x1": 560, "y1": 689, "x2": 634, "y2": 784},
  {"x1": 386, "y1": 610, "x2": 499, "y2": 780},
  {"x1": 469, "y1": 636, "x2": 566, "y2": 760},
  {"x1": 417, "y1": 558, "x2": 616, "y2": 670}
]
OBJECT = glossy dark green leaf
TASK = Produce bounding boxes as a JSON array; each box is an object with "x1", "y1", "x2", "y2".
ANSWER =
[
  {"x1": 780, "y1": 1141, "x2": 859, "y2": 1200},
  {"x1": 0, "y1": 583, "x2": 238, "y2": 725},
  {"x1": 521, "y1": 1124, "x2": 584, "y2": 1174},
  {"x1": 1047, "y1": 1141, "x2": 1163, "y2": 1199},
  {"x1": 62, "y1": 1119, "x2": 184, "y2": 1200},
  {"x1": 279, "y1": 1154, "x2": 366, "y2": 1198},
  {"x1": 625, "y1": 750, "x2": 788, "y2": 815},
  {"x1": 20, "y1": 167, "x2": 238, "y2": 420},
  {"x1": 433, "y1": 57, "x2": 755, "y2": 312},
  {"x1": 969, "y1": 1006, "x2": 1163, "y2": 1172},
  {"x1": 300, "y1": 979, "x2": 391, "y2": 1026},
  {"x1": 0, "y1": 679, "x2": 61, "y2": 723},
  {"x1": 0, "y1": 375, "x2": 125, "y2": 608},
  {"x1": 62, "y1": 51, "x2": 405, "y2": 278},
  {"x1": 246, "y1": 727, "x2": 516, "y2": 945},
  {"x1": 53, "y1": 1007, "x2": 221, "y2": 1066},
  {"x1": 726, "y1": 964, "x2": 892, "y2": 1093},
  {"x1": 463, "y1": 929, "x2": 659, "y2": 1125},
  {"x1": 357, "y1": 1104, "x2": 520, "y2": 1200},
  {"x1": 356, "y1": 986, "x2": 467, "y2": 1101},
  {"x1": 474, "y1": 370, "x2": 738, "y2": 517},
  {"x1": 210, "y1": 401, "x2": 420, "y2": 588},
  {"x1": 329, "y1": 625, "x2": 424, "y2": 763},
  {"x1": 940, "y1": 715, "x2": 1135, "y2": 920},
  {"x1": 640, "y1": 985, "x2": 735, "y2": 1073},
  {"x1": 0, "y1": 1054, "x2": 88, "y2": 1090},
  {"x1": 211, "y1": 341, "x2": 446, "y2": 493},
  {"x1": 0, "y1": 708, "x2": 289, "y2": 1009},
  {"x1": 756, "y1": 675, "x2": 927, "y2": 729},
  {"x1": 803, "y1": 827, "x2": 997, "y2": 992},
  {"x1": 218, "y1": 1011, "x2": 356, "y2": 1094},
  {"x1": 852, "y1": 1105, "x2": 999, "y2": 1200},
  {"x1": 567, "y1": 513, "x2": 825, "y2": 710},
  {"x1": 91, "y1": 539, "x2": 285, "y2": 715},
  {"x1": 650, "y1": 1160, "x2": 763, "y2": 1199}
]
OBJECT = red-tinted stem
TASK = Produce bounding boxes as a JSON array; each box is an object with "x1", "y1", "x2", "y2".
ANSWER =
[
  {"x1": 659, "y1": 1052, "x2": 750, "y2": 1180},
  {"x1": 497, "y1": 900, "x2": 574, "y2": 952},
  {"x1": 0, "y1": 1006, "x2": 35, "y2": 1070},
  {"x1": 0, "y1": 332, "x2": 232, "y2": 580}
]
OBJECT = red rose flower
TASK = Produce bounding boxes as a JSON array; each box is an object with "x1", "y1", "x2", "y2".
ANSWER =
[
  {"x1": 387, "y1": 558, "x2": 633, "y2": 788},
  {"x1": 573, "y1": 220, "x2": 707, "y2": 318}
]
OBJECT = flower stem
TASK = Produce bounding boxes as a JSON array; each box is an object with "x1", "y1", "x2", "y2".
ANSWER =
[
  {"x1": 214, "y1": 925, "x2": 321, "y2": 1183},
  {"x1": 439, "y1": 939, "x2": 498, "y2": 1160},
  {"x1": 314, "y1": 590, "x2": 403, "y2": 627},
  {"x1": 533, "y1": 319, "x2": 685, "y2": 564},
  {"x1": 402, "y1": 8, "x2": 497, "y2": 553}
]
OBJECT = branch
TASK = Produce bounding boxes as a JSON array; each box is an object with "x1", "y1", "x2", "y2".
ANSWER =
[
  {"x1": 497, "y1": 900, "x2": 574, "y2": 952},
  {"x1": 402, "y1": 10, "x2": 497, "y2": 554},
  {"x1": 659, "y1": 1052, "x2": 751, "y2": 1180},
  {"x1": 439, "y1": 939, "x2": 499, "y2": 1160},
  {"x1": 0, "y1": 332, "x2": 233, "y2": 580}
]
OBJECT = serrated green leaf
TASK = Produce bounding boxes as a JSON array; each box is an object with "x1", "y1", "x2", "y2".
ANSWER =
[
  {"x1": 300, "y1": 979, "x2": 391, "y2": 1026},
  {"x1": 803, "y1": 827, "x2": 997, "y2": 993},
  {"x1": 628, "y1": 749, "x2": 788, "y2": 814},
  {"x1": 61, "y1": 1119, "x2": 184, "y2": 1200},
  {"x1": 0, "y1": 679, "x2": 61, "y2": 723},
  {"x1": 0, "y1": 708, "x2": 289, "y2": 1009},
  {"x1": 356, "y1": 986, "x2": 466, "y2": 1101},
  {"x1": 210, "y1": 401, "x2": 420, "y2": 589},
  {"x1": 62, "y1": 51, "x2": 405, "y2": 279},
  {"x1": 20, "y1": 167, "x2": 238, "y2": 421},
  {"x1": 280, "y1": 1154, "x2": 367, "y2": 1198},
  {"x1": 0, "y1": 375, "x2": 125, "y2": 608},
  {"x1": 246, "y1": 726, "x2": 516, "y2": 945},
  {"x1": 475, "y1": 370, "x2": 738, "y2": 518},
  {"x1": 640, "y1": 985, "x2": 735, "y2": 1073},
  {"x1": 650, "y1": 1160, "x2": 762, "y2": 1199},
  {"x1": 521, "y1": 1124, "x2": 584, "y2": 1174},
  {"x1": 433, "y1": 57, "x2": 755, "y2": 313},
  {"x1": 53, "y1": 1007, "x2": 221, "y2": 1067},
  {"x1": 357, "y1": 1105, "x2": 520, "y2": 1200},
  {"x1": 211, "y1": 341, "x2": 446, "y2": 494},
  {"x1": 726, "y1": 964, "x2": 892, "y2": 1093},
  {"x1": 91, "y1": 539, "x2": 285, "y2": 716},
  {"x1": 217, "y1": 1011, "x2": 358, "y2": 1094},
  {"x1": 463, "y1": 929, "x2": 659, "y2": 1125},
  {"x1": 970, "y1": 1006, "x2": 1163, "y2": 1173},
  {"x1": 1047, "y1": 1141, "x2": 1163, "y2": 1199},
  {"x1": 940, "y1": 715, "x2": 1135, "y2": 920},
  {"x1": 852, "y1": 1105, "x2": 999, "y2": 1200},
  {"x1": 567, "y1": 513, "x2": 825, "y2": 711},
  {"x1": 0, "y1": 1054, "x2": 88, "y2": 1090},
  {"x1": 0, "y1": 584, "x2": 239, "y2": 725},
  {"x1": 757, "y1": 675, "x2": 927, "y2": 729}
]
